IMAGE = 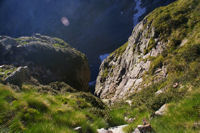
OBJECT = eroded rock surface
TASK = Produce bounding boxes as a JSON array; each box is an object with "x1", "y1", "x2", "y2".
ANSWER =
[{"x1": 95, "y1": 19, "x2": 168, "y2": 102}]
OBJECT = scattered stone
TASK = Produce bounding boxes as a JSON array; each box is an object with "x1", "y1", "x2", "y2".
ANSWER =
[
  {"x1": 125, "y1": 100, "x2": 132, "y2": 106},
  {"x1": 0, "y1": 65, "x2": 5, "y2": 68},
  {"x1": 155, "y1": 89, "x2": 163, "y2": 96},
  {"x1": 155, "y1": 87, "x2": 167, "y2": 96},
  {"x1": 74, "y1": 126, "x2": 82, "y2": 132},
  {"x1": 102, "y1": 99, "x2": 112, "y2": 106},
  {"x1": 133, "y1": 119, "x2": 152, "y2": 133},
  {"x1": 137, "y1": 124, "x2": 152, "y2": 133},
  {"x1": 155, "y1": 104, "x2": 168, "y2": 116},
  {"x1": 125, "y1": 116, "x2": 135, "y2": 123},
  {"x1": 180, "y1": 39, "x2": 188, "y2": 47},
  {"x1": 97, "y1": 129, "x2": 113, "y2": 133},
  {"x1": 173, "y1": 82, "x2": 179, "y2": 88},
  {"x1": 97, "y1": 128, "x2": 108, "y2": 133},
  {"x1": 97, "y1": 125, "x2": 128, "y2": 133},
  {"x1": 193, "y1": 122, "x2": 200, "y2": 129},
  {"x1": 133, "y1": 128, "x2": 141, "y2": 133}
]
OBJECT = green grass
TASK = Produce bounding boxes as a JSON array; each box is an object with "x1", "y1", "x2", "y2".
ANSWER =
[
  {"x1": 151, "y1": 89, "x2": 200, "y2": 133},
  {"x1": 148, "y1": 55, "x2": 164, "y2": 74},
  {"x1": 107, "y1": 106, "x2": 128, "y2": 127},
  {"x1": 101, "y1": 67, "x2": 109, "y2": 79},
  {"x1": 144, "y1": 38, "x2": 156, "y2": 54},
  {"x1": 0, "y1": 83, "x2": 108, "y2": 133},
  {"x1": 110, "y1": 80, "x2": 200, "y2": 133},
  {"x1": 146, "y1": 0, "x2": 200, "y2": 42}
]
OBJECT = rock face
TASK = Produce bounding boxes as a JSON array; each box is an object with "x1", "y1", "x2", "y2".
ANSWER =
[
  {"x1": 95, "y1": 18, "x2": 167, "y2": 102},
  {"x1": 0, "y1": 34, "x2": 90, "y2": 90}
]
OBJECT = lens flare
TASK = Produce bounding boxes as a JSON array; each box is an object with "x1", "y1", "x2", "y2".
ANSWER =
[{"x1": 61, "y1": 17, "x2": 70, "y2": 26}]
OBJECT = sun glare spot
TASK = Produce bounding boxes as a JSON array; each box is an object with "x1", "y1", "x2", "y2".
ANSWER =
[{"x1": 61, "y1": 17, "x2": 70, "y2": 26}]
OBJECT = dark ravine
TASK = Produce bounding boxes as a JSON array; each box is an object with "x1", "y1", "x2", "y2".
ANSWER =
[{"x1": 0, "y1": 0, "x2": 175, "y2": 81}]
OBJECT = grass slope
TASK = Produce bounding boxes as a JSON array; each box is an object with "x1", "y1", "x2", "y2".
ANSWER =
[{"x1": 0, "y1": 83, "x2": 108, "y2": 133}]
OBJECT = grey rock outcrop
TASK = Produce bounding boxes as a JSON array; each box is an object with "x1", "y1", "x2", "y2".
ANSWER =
[
  {"x1": 95, "y1": 18, "x2": 168, "y2": 102},
  {"x1": 0, "y1": 34, "x2": 90, "y2": 90},
  {"x1": 5, "y1": 66, "x2": 29, "y2": 86}
]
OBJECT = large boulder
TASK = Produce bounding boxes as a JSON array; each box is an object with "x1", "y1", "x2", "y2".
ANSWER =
[{"x1": 0, "y1": 34, "x2": 90, "y2": 90}]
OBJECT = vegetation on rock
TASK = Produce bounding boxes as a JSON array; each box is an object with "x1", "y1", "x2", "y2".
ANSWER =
[{"x1": 95, "y1": 0, "x2": 200, "y2": 132}]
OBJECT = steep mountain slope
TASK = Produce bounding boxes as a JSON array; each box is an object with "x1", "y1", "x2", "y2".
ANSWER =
[
  {"x1": 95, "y1": 0, "x2": 200, "y2": 132},
  {"x1": 0, "y1": 0, "x2": 175, "y2": 80},
  {"x1": 95, "y1": 0, "x2": 200, "y2": 102}
]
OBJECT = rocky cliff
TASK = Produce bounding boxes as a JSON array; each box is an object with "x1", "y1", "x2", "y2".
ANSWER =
[
  {"x1": 0, "y1": 34, "x2": 90, "y2": 90},
  {"x1": 95, "y1": 19, "x2": 163, "y2": 102},
  {"x1": 95, "y1": 0, "x2": 200, "y2": 103}
]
